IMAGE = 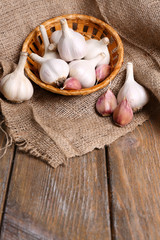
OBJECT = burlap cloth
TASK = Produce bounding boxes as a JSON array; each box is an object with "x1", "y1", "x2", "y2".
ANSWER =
[{"x1": 0, "y1": 0, "x2": 160, "y2": 168}]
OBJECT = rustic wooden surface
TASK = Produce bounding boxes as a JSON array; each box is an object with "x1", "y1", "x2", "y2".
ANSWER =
[
  {"x1": 0, "y1": 149, "x2": 111, "y2": 240},
  {"x1": 0, "y1": 118, "x2": 15, "y2": 225},
  {"x1": 0, "y1": 111, "x2": 160, "y2": 240},
  {"x1": 108, "y1": 112, "x2": 160, "y2": 240}
]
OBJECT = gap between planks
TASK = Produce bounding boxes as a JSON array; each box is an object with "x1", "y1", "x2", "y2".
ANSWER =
[{"x1": 105, "y1": 146, "x2": 114, "y2": 240}]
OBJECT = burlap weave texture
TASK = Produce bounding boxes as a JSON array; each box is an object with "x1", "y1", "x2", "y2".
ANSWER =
[{"x1": 0, "y1": 0, "x2": 159, "y2": 167}]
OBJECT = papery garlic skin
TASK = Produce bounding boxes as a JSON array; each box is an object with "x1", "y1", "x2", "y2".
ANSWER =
[
  {"x1": 39, "y1": 25, "x2": 59, "y2": 60},
  {"x1": 84, "y1": 38, "x2": 110, "y2": 66},
  {"x1": 117, "y1": 62, "x2": 149, "y2": 112},
  {"x1": 113, "y1": 98, "x2": 133, "y2": 127},
  {"x1": 96, "y1": 64, "x2": 111, "y2": 83},
  {"x1": 0, "y1": 52, "x2": 33, "y2": 102},
  {"x1": 30, "y1": 53, "x2": 69, "y2": 86},
  {"x1": 69, "y1": 53, "x2": 105, "y2": 88},
  {"x1": 57, "y1": 19, "x2": 87, "y2": 62},
  {"x1": 96, "y1": 89, "x2": 117, "y2": 116}
]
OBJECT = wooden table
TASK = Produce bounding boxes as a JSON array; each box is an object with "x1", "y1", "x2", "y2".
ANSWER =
[{"x1": 0, "y1": 111, "x2": 160, "y2": 240}]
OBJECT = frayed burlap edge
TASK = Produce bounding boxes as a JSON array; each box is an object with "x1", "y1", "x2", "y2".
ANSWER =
[{"x1": 0, "y1": 106, "x2": 150, "y2": 168}]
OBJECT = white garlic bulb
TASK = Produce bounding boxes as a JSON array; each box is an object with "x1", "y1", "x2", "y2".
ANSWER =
[
  {"x1": 117, "y1": 62, "x2": 149, "y2": 112},
  {"x1": 69, "y1": 53, "x2": 105, "y2": 88},
  {"x1": 57, "y1": 18, "x2": 87, "y2": 62},
  {"x1": 50, "y1": 29, "x2": 62, "y2": 45},
  {"x1": 0, "y1": 52, "x2": 34, "y2": 102},
  {"x1": 30, "y1": 53, "x2": 69, "y2": 86},
  {"x1": 84, "y1": 37, "x2": 110, "y2": 66},
  {"x1": 39, "y1": 25, "x2": 59, "y2": 60}
]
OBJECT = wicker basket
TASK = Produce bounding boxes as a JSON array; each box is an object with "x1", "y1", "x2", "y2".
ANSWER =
[{"x1": 22, "y1": 14, "x2": 124, "y2": 96}]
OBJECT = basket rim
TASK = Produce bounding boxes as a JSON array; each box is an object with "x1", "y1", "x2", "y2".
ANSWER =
[{"x1": 22, "y1": 14, "x2": 124, "y2": 96}]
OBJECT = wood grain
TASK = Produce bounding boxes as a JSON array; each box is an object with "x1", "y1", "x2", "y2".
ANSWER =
[
  {"x1": 108, "y1": 112, "x2": 160, "y2": 240},
  {"x1": 1, "y1": 149, "x2": 111, "y2": 240},
  {"x1": 0, "y1": 117, "x2": 15, "y2": 226}
]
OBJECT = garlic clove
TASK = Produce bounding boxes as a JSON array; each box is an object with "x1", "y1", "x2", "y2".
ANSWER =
[
  {"x1": 96, "y1": 64, "x2": 111, "y2": 82},
  {"x1": 96, "y1": 89, "x2": 117, "y2": 116},
  {"x1": 57, "y1": 18, "x2": 87, "y2": 62},
  {"x1": 117, "y1": 62, "x2": 149, "y2": 112},
  {"x1": 63, "y1": 77, "x2": 82, "y2": 90},
  {"x1": 0, "y1": 52, "x2": 33, "y2": 103},
  {"x1": 113, "y1": 98, "x2": 133, "y2": 127}
]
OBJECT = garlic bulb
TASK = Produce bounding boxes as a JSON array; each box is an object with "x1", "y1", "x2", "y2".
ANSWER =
[
  {"x1": 0, "y1": 52, "x2": 33, "y2": 102},
  {"x1": 117, "y1": 62, "x2": 149, "y2": 112},
  {"x1": 69, "y1": 53, "x2": 105, "y2": 88},
  {"x1": 84, "y1": 37, "x2": 110, "y2": 66},
  {"x1": 30, "y1": 53, "x2": 69, "y2": 86},
  {"x1": 50, "y1": 29, "x2": 62, "y2": 45},
  {"x1": 39, "y1": 25, "x2": 59, "y2": 60},
  {"x1": 57, "y1": 18, "x2": 87, "y2": 62}
]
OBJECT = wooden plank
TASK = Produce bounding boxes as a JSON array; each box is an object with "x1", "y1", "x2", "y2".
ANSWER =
[
  {"x1": 1, "y1": 148, "x2": 111, "y2": 240},
  {"x1": 108, "y1": 112, "x2": 160, "y2": 240},
  {"x1": 0, "y1": 117, "x2": 15, "y2": 226}
]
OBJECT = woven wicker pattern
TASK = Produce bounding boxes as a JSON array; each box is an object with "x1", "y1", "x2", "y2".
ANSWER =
[{"x1": 22, "y1": 14, "x2": 124, "y2": 95}]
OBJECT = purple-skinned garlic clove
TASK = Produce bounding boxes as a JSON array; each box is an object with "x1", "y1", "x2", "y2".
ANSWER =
[
  {"x1": 96, "y1": 89, "x2": 117, "y2": 116},
  {"x1": 96, "y1": 64, "x2": 111, "y2": 83},
  {"x1": 63, "y1": 77, "x2": 82, "y2": 90},
  {"x1": 113, "y1": 98, "x2": 133, "y2": 127}
]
